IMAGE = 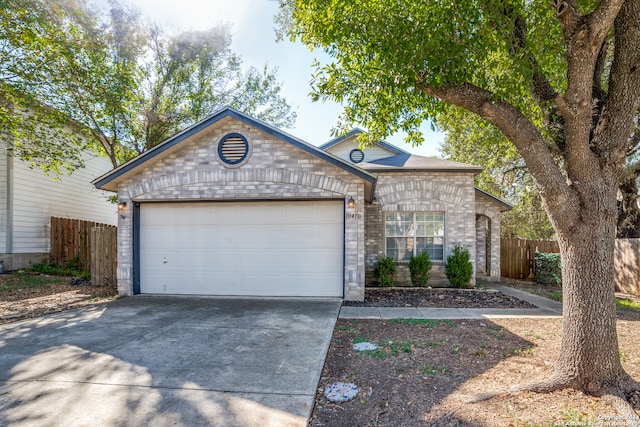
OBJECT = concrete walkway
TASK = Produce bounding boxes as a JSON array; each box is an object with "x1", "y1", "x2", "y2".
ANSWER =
[{"x1": 339, "y1": 283, "x2": 562, "y2": 320}]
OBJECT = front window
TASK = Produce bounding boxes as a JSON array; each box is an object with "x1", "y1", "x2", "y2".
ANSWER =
[{"x1": 385, "y1": 212, "x2": 444, "y2": 261}]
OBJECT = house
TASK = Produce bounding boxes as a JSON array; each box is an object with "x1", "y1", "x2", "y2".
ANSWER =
[
  {"x1": 93, "y1": 107, "x2": 510, "y2": 301},
  {"x1": 0, "y1": 145, "x2": 117, "y2": 270}
]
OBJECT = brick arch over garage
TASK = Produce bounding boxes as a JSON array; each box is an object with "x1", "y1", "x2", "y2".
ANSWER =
[{"x1": 124, "y1": 168, "x2": 353, "y2": 200}]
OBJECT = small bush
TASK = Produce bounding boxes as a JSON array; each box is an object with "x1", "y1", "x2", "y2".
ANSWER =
[
  {"x1": 409, "y1": 251, "x2": 432, "y2": 287},
  {"x1": 445, "y1": 244, "x2": 473, "y2": 288},
  {"x1": 534, "y1": 252, "x2": 562, "y2": 285},
  {"x1": 374, "y1": 257, "x2": 396, "y2": 287}
]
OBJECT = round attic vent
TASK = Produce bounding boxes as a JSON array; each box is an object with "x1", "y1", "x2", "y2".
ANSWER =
[
  {"x1": 349, "y1": 148, "x2": 364, "y2": 163},
  {"x1": 218, "y1": 133, "x2": 249, "y2": 165}
]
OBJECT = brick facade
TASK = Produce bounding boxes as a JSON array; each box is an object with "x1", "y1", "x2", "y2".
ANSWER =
[
  {"x1": 365, "y1": 172, "x2": 478, "y2": 287},
  {"x1": 105, "y1": 111, "x2": 508, "y2": 300},
  {"x1": 475, "y1": 196, "x2": 503, "y2": 280},
  {"x1": 115, "y1": 117, "x2": 367, "y2": 300}
]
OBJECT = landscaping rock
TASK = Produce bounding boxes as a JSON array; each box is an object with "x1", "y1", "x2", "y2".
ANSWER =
[
  {"x1": 324, "y1": 382, "x2": 358, "y2": 403},
  {"x1": 353, "y1": 342, "x2": 378, "y2": 351}
]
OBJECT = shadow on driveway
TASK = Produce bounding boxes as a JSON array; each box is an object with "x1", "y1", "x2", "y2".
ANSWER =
[{"x1": 0, "y1": 296, "x2": 341, "y2": 427}]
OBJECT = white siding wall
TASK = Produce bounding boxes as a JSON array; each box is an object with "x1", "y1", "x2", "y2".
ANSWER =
[
  {"x1": 0, "y1": 145, "x2": 8, "y2": 252},
  {"x1": 326, "y1": 138, "x2": 396, "y2": 164},
  {"x1": 11, "y1": 152, "x2": 117, "y2": 253}
]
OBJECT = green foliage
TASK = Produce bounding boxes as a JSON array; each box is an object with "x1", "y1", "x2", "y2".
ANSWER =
[
  {"x1": 374, "y1": 257, "x2": 396, "y2": 287},
  {"x1": 438, "y1": 108, "x2": 554, "y2": 239},
  {"x1": 445, "y1": 244, "x2": 473, "y2": 288},
  {"x1": 616, "y1": 299, "x2": 640, "y2": 311},
  {"x1": 418, "y1": 363, "x2": 447, "y2": 376},
  {"x1": 357, "y1": 339, "x2": 416, "y2": 359},
  {"x1": 534, "y1": 253, "x2": 562, "y2": 286},
  {"x1": 390, "y1": 318, "x2": 454, "y2": 329},
  {"x1": 28, "y1": 262, "x2": 90, "y2": 280},
  {"x1": 278, "y1": 0, "x2": 566, "y2": 145},
  {"x1": 1, "y1": 0, "x2": 296, "y2": 172},
  {"x1": 408, "y1": 251, "x2": 432, "y2": 287},
  {"x1": 0, "y1": 273, "x2": 64, "y2": 292}
]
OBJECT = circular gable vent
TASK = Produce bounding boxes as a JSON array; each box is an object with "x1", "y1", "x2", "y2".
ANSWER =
[
  {"x1": 218, "y1": 133, "x2": 249, "y2": 165},
  {"x1": 349, "y1": 148, "x2": 364, "y2": 163}
]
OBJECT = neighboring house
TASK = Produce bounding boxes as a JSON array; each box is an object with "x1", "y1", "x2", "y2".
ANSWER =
[
  {"x1": 93, "y1": 107, "x2": 510, "y2": 301},
  {"x1": 0, "y1": 144, "x2": 117, "y2": 270}
]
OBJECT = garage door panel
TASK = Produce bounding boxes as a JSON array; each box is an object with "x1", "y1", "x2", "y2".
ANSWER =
[{"x1": 139, "y1": 201, "x2": 343, "y2": 297}]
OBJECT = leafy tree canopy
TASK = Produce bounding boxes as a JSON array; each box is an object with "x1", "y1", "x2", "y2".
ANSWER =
[
  {"x1": 438, "y1": 108, "x2": 554, "y2": 239},
  {"x1": 279, "y1": 0, "x2": 640, "y2": 411},
  {"x1": 1, "y1": 0, "x2": 297, "y2": 173}
]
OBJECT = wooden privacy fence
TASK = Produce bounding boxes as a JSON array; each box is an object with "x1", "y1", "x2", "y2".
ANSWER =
[
  {"x1": 501, "y1": 237, "x2": 640, "y2": 296},
  {"x1": 500, "y1": 238, "x2": 559, "y2": 280},
  {"x1": 614, "y1": 239, "x2": 640, "y2": 296},
  {"x1": 50, "y1": 217, "x2": 117, "y2": 286},
  {"x1": 91, "y1": 226, "x2": 117, "y2": 287}
]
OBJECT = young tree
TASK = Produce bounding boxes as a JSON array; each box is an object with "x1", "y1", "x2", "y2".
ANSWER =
[{"x1": 279, "y1": 0, "x2": 640, "y2": 413}]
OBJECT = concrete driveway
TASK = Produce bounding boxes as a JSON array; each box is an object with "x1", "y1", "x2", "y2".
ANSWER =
[{"x1": 0, "y1": 296, "x2": 341, "y2": 426}]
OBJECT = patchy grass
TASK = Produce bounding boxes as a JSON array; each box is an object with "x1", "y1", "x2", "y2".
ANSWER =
[
  {"x1": 504, "y1": 281, "x2": 640, "y2": 309},
  {"x1": 390, "y1": 318, "x2": 454, "y2": 328},
  {"x1": 617, "y1": 298, "x2": 640, "y2": 311},
  {"x1": 0, "y1": 273, "x2": 66, "y2": 293},
  {"x1": 356, "y1": 338, "x2": 417, "y2": 359},
  {"x1": 418, "y1": 363, "x2": 448, "y2": 375},
  {"x1": 312, "y1": 318, "x2": 637, "y2": 427}
]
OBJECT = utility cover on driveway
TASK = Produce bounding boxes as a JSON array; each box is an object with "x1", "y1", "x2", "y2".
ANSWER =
[{"x1": 0, "y1": 296, "x2": 341, "y2": 427}]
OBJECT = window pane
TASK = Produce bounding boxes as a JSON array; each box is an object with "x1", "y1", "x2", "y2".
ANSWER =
[
  {"x1": 417, "y1": 237, "x2": 444, "y2": 260},
  {"x1": 386, "y1": 237, "x2": 412, "y2": 261},
  {"x1": 385, "y1": 212, "x2": 413, "y2": 237}
]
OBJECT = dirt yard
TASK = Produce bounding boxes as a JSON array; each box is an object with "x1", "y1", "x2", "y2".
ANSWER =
[
  {"x1": 311, "y1": 290, "x2": 640, "y2": 426},
  {"x1": 2, "y1": 273, "x2": 640, "y2": 426},
  {"x1": 0, "y1": 273, "x2": 118, "y2": 324}
]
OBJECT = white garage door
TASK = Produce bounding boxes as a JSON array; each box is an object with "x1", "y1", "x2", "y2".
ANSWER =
[{"x1": 139, "y1": 201, "x2": 344, "y2": 297}]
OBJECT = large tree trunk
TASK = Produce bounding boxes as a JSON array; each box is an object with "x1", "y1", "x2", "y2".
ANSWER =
[
  {"x1": 555, "y1": 219, "x2": 624, "y2": 393},
  {"x1": 533, "y1": 178, "x2": 638, "y2": 401}
]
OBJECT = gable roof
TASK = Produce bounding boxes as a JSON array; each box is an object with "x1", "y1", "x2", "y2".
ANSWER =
[
  {"x1": 92, "y1": 107, "x2": 377, "y2": 199},
  {"x1": 319, "y1": 128, "x2": 409, "y2": 155},
  {"x1": 358, "y1": 153, "x2": 484, "y2": 174},
  {"x1": 475, "y1": 188, "x2": 513, "y2": 211}
]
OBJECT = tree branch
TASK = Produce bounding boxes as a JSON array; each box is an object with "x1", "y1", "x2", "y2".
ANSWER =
[
  {"x1": 587, "y1": 0, "x2": 627, "y2": 45},
  {"x1": 417, "y1": 80, "x2": 580, "y2": 227},
  {"x1": 592, "y1": 0, "x2": 640, "y2": 162}
]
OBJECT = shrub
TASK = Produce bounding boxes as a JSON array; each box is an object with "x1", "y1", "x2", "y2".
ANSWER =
[
  {"x1": 534, "y1": 252, "x2": 562, "y2": 285},
  {"x1": 374, "y1": 257, "x2": 396, "y2": 287},
  {"x1": 445, "y1": 244, "x2": 473, "y2": 288},
  {"x1": 28, "y1": 262, "x2": 90, "y2": 280},
  {"x1": 409, "y1": 251, "x2": 432, "y2": 287}
]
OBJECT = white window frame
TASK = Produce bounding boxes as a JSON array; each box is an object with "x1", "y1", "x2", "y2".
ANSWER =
[{"x1": 384, "y1": 211, "x2": 445, "y2": 261}]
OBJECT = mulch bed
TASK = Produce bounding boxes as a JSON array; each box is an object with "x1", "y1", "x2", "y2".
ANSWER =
[{"x1": 343, "y1": 287, "x2": 537, "y2": 309}]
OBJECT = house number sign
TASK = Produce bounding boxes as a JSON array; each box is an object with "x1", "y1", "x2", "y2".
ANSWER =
[{"x1": 346, "y1": 212, "x2": 362, "y2": 221}]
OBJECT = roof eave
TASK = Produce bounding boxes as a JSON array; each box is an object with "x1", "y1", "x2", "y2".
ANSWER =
[
  {"x1": 93, "y1": 107, "x2": 378, "y2": 193},
  {"x1": 475, "y1": 187, "x2": 513, "y2": 211},
  {"x1": 362, "y1": 167, "x2": 484, "y2": 174}
]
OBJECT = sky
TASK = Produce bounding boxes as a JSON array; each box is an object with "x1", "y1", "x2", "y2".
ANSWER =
[{"x1": 90, "y1": 0, "x2": 445, "y2": 157}]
